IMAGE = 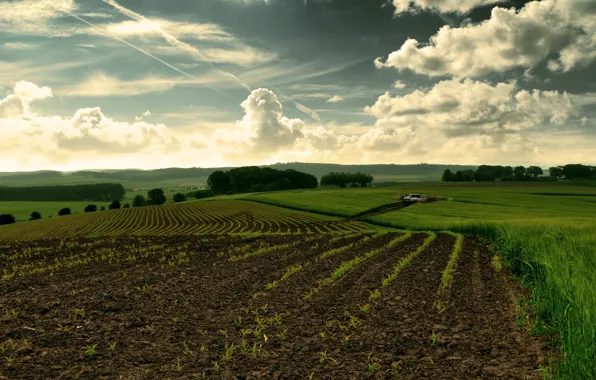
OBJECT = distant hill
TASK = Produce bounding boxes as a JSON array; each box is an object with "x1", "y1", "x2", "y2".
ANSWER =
[{"x1": 0, "y1": 163, "x2": 477, "y2": 188}]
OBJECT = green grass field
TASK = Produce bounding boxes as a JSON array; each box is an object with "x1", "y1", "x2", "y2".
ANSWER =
[
  {"x1": 243, "y1": 182, "x2": 596, "y2": 378},
  {"x1": 0, "y1": 201, "x2": 113, "y2": 222}
]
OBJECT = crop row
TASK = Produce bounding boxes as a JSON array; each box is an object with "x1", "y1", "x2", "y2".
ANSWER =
[{"x1": 0, "y1": 201, "x2": 371, "y2": 242}]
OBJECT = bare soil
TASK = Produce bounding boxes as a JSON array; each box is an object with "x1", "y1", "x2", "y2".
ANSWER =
[{"x1": 0, "y1": 233, "x2": 549, "y2": 379}]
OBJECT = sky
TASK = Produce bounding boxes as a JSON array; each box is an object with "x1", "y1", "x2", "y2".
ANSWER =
[{"x1": 0, "y1": 0, "x2": 595, "y2": 171}]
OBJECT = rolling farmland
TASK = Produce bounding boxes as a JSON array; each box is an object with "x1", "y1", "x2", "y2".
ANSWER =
[
  {"x1": 0, "y1": 195, "x2": 551, "y2": 378},
  {"x1": 0, "y1": 201, "x2": 368, "y2": 242}
]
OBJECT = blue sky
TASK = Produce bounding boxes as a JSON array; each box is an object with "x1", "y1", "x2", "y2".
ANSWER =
[{"x1": 0, "y1": 0, "x2": 595, "y2": 171}]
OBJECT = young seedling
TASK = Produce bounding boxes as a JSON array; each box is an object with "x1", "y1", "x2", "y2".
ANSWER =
[
  {"x1": 436, "y1": 301, "x2": 447, "y2": 314},
  {"x1": 109, "y1": 342, "x2": 117, "y2": 351},
  {"x1": 358, "y1": 304, "x2": 370, "y2": 312},
  {"x1": 84, "y1": 344, "x2": 97, "y2": 358},
  {"x1": 368, "y1": 362, "x2": 381, "y2": 374},
  {"x1": 183, "y1": 341, "x2": 193, "y2": 356},
  {"x1": 174, "y1": 358, "x2": 183, "y2": 372},
  {"x1": 71, "y1": 308, "x2": 85, "y2": 321},
  {"x1": 369, "y1": 289, "x2": 381, "y2": 300},
  {"x1": 430, "y1": 331, "x2": 439, "y2": 346},
  {"x1": 318, "y1": 350, "x2": 338, "y2": 365}
]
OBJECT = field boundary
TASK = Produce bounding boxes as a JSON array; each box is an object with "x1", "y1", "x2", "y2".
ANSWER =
[{"x1": 239, "y1": 199, "x2": 414, "y2": 225}]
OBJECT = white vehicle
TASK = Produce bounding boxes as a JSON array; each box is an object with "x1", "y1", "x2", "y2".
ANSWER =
[{"x1": 403, "y1": 194, "x2": 424, "y2": 202}]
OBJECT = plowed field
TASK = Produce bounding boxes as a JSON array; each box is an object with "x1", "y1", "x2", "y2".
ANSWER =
[
  {"x1": 0, "y1": 201, "x2": 367, "y2": 242},
  {"x1": 0, "y1": 230, "x2": 547, "y2": 379}
]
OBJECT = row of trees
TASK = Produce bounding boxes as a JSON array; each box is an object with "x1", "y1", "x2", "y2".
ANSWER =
[
  {"x1": 0, "y1": 188, "x2": 178, "y2": 225},
  {"x1": 320, "y1": 172, "x2": 374, "y2": 188},
  {"x1": 442, "y1": 164, "x2": 596, "y2": 182},
  {"x1": 442, "y1": 165, "x2": 545, "y2": 182},
  {"x1": 548, "y1": 164, "x2": 596, "y2": 179},
  {"x1": 207, "y1": 167, "x2": 318, "y2": 195},
  {"x1": 0, "y1": 183, "x2": 125, "y2": 202}
]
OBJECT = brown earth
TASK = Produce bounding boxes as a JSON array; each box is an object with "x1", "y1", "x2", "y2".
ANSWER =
[{"x1": 0, "y1": 233, "x2": 549, "y2": 379}]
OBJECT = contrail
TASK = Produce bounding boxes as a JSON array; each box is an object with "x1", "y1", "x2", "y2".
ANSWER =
[
  {"x1": 102, "y1": 0, "x2": 253, "y2": 93},
  {"x1": 102, "y1": 0, "x2": 323, "y2": 121},
  {"x1": 54, "y1": 7, "x2": 229, "y2": 96}
]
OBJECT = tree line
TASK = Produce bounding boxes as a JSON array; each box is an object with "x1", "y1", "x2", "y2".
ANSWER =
[
  {"x1": 207, "y1": 167, "x2": 318, "y2": 195},
  {"x1": 442, "y1": 164, "x2": 596, "y2": 182},
  {"x1": 320, "y1": 172, "x2": 374, "y2": 188},
  {"x1": 0, "y1": 183, "x2": 125, "y2": 202},
  {"x1": 0, "y1": 188, "x2": 185, "y2": 226}
]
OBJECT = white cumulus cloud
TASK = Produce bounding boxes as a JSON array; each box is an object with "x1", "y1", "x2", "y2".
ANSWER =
[
  {"x1": 377, "y1": 0, "x2": 596, "y2": 77},
  {"x1": 366, "y1": 78, "x2": 577, "y2": 137}
]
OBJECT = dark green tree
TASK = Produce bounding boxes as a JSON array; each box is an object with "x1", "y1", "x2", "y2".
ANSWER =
[
  {"x1": 132, "y1": 194, "x2": 147, "y2": 207},
  {"x1": 29, "y1": 211, "x2": 42, "y2": 220},
  {"x1": 58, "y1": 207, "x2": 71, "y2": 216},
  {"x1": 441, "y1": 169, "x2": 454, "y2": 182},
  {"x1": 100, "y1": 206, "x2": 106, "y2": 211},
  {"x1": 549, "y1": 166, "x2": 564, "y2": 178},
  {"x1": 527, "y1": 166, "x2": 544, "y2": 178},
  {"x1": 122, "y1": 202, "x2": 131, "y2": 209},
  {"x1": 108, "y1": 200, "x2": 121, "y2": 210},
  {"x1": 0, "y1": 214, "x2": 16, "y2": 225},
  {"x1": 84, "y1": 204, "x2": 98, "y2": 213},
  {"x1": 207, "y1": 171, "x2": 232, "y2": 195},
  {"x1": 562, "y1": 164, "x2": 592, "y2": 179},
  {"x1": 513, "y1": 166, "x2": 527, "y2": 180},
  {"x1": 173, "y1": 193, "x2": 186, "y2": 202},
  {"x1": 147, "y1": 188, "x2": 167, "y2": 205}
]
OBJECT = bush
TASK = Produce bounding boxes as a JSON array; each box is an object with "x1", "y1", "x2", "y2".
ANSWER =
[
  {"x1": 123, "y1": 202, "x2": 131, "y2": 209},
  {"x1": 58, "y1": 208, "x2": 71, "y2": 216},
  {"x1": 173, "y1": 193, "x2": 186, "y2": 202},
  {"x1": 195, "y1": 190, "x2": 214, "y2": 199},
  {"x1": 29, "y1": 211, "x2": 42, "y2": 220},
  {"x1": 0, "y1": 214, "x2": 16, "y2": 225},
  {"x1": 100, "y1": 206, "x2": 106, "y2": 211},
  {"x1": 84, "y1": 204, "x2": 98, "y2": 213},
  {"x1": 147, "y1": 189, "x2": 166, "y2": 206},
  {"x1": 132, "y1": 194, "x2": 146, "y2": 207},
  {"x1": 108, "y1": 200, "x2": 121, "y2": 210}
]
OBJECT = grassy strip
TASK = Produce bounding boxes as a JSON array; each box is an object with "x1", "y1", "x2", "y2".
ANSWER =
[
  {"x1": 381, "y1": 232, "x2": 434, "y2": 288},
  {"x1": 303, "y1": 233, "x2": 411, "y2": 301},
  {"x1": 451, "y1": 223, "x2": 596, "y2": 379},
  {"x1": 437, "y1": 232, "x2": 464, "y2": 294}
]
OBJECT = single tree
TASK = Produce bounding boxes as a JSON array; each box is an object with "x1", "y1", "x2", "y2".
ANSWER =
[
  {"x1": 549, "y1": 166, "x2": 564, "y2": 178},
  {"x1": 513, "y1": 166, "x2": 527, "y2": 180},
  {"x1": 527, "y1": 166, "x2": 544, "y2": 178},
  {"x1": 84, "y1": 204, "x2": 98, "y2": 213},
  {"x1": 108, "y1": 200, "x2": 121, "y2": 210},
  {"x1": 441, "y1": 169, "x2": 454, "y2": 182},
  {"x1": 147, "y1": 188, "x2": 167, "y2": 206},
  {"x1": 122, "y1": 202, "x2": 131, "y2": 209},
  {"x1": 132, "y1": 194, "x2": 147, "y2": 207},
  {"x1": 29, "y1": 211, "x2": 42, "y2": 220},
  {"x1": 0, "y1": 214, "x2": 16, "y2": 225},
  {"x1": 58, "y1": 207, "x2": 71, "y2": 216},
  {"x1": 173, "y1": 193, "x2": 186, "y2": 203}
]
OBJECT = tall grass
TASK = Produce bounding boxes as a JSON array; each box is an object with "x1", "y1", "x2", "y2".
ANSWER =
[{"x1": 454, "y1": 223, "x2": 596, "y2": 379}]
